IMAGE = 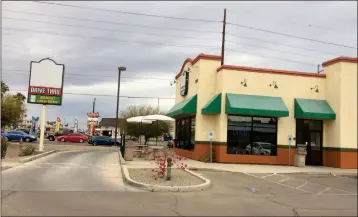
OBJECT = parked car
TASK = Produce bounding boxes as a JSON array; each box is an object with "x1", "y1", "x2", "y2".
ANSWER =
[
  {"x1": 2, "y1": 130, "x2": 37, "y2": 142},
  {"x1": 16, "y1": 128, "x2": 30, "y2": 134},
  {"x1": 245, "y1": 142, "x2": 274, "y2": 156},
  {"x1": 88, "y1": 136, "x2": 121, "y2": 146},
  {"x1": 57, "y1": 133, "x2": 88, "y2": 143},
  {"x1": 47, "y1": 128, "x2": 74, "y2": 141}
]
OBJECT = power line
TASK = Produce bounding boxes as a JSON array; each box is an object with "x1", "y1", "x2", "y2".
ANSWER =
[
  {"x1": 227, "y1": 22, "x2": 357, "y2": 49},
  {"x1": 2, "y1": 69, "x2": 174, "y2": 81},
  {"x1": 2, "y1": 9, "x2": 221, "y2": 34},
  {"x1": 2, "y1": 27, "x2": 319, "y2": 66},
  {"x1": 11, "y1": 88, "x2": 175, "y2": 99},
  {"x1": 225, "y1": 48, "x2": 317, "y2": 66},
  {"x1": 31, "y1": 1, "x2": 221, "y2": 23},
  {"x1": 3, "y1": 27, "x2": 221, "y2": 49},
  {"x1": 2, "y1": 16, "x2": 221, "y2": 42},
  {"x1": 3, "y1": 16, "x2": 327, "y2": 60},
  {"x1": 225, "y1": 34, "x2": 342, "y2": 57}
]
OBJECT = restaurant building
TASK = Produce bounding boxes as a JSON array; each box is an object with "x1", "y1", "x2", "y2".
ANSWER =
[{"x1": 166, "y1": 54, "x2": 357, "y2": 169}]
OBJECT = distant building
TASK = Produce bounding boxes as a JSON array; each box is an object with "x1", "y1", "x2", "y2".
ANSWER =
[{"x1": 98, "y1": 117, "x2": 122, "y2": 138}]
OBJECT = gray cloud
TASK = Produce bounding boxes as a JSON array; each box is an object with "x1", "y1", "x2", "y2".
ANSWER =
[{"x1": 2, "y1": 1, "x2": 357, "y2": 128}]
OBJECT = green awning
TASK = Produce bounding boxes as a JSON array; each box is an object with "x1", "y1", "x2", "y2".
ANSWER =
[
  {"x1": 202, "y1": 93, "x2": 221, "y2": 114},
  {"x1": 294, "y1": 98, "x2": 336, "y2": 119},
  {"x1": 225, "y1": 93, "x2": 289, "y2": 117},
  {"x1": 166, "y1": 95, "x2": 197, "y2": 118}
]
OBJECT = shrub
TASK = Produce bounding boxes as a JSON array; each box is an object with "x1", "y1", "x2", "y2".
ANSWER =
[
  {"x1": 18, "y1": 144, "x2": 36, "y2": 157},
  {"x1": 1, "y1": 137, "x2": 9, "y2": 159},
  {"x1": 199, "y1": 149, "x2": 216, "y2": 162},
  {"x1": 144, "y1": 147, "x2": 188, "y2": 180}
]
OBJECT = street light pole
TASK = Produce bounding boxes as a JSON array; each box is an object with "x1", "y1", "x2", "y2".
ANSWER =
[
  {"x1": 92, "y1": 98, "x2": 96, "y2": 113},
  {"x1": 115, "y1": 66, "x2": 126, "y2": 144}
]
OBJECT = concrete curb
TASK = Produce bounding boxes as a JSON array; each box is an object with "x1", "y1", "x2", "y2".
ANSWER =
[
  {"x1": 118, "y1": 152, "x2": 211, "y2": 192},
  {"x1": 19, "y1": 150, "x2": 58, "y2": 163},
  {"x1": 188, "y1": 167, "x2": 357, "y2": 176},
  {"x1": 122, "y1": 165, "x2": 211, "y2": 192}
]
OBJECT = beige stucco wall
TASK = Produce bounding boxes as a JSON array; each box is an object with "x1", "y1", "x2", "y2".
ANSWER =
[
  {"x1": 340, "y1": 62, "x2": 357, "y2": 149},
  {"x1": 219, "y1": 69, "x2": 327, "y2": 146}
]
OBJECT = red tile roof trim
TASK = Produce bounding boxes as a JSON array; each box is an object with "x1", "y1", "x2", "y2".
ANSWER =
[
  {"x1": 175, "y1": 54, "x2": 221, "y2": 79},
  {"x1": 322, "y1": 57, "x2": 357, "y2": 67},
  {"x1": 217, "y1": 65, "x2": 326, "y2": 78}
]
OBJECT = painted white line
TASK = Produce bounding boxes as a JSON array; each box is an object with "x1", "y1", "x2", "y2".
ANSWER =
[
  {"x1": 243, "y1": 172, "x2": 313, "y2": 194},
  {"x1": 316, "y1": 187, "x2": 331, "y2": 195},
  {"x1": 278, "y1": 177, "x2": 291, "y2": 182},
  {"x1": 261, "y1": 174, "x2": 276, "y2": 178},
  {"x1": 296, "y1": 182, "x2": 308, "y2": 189}
]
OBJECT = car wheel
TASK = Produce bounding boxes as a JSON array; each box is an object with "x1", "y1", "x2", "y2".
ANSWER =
[
  {"x1": 25, "y1": 138, "x2": 31, "y2": 142},
  {"x1": 61, "y1": 138, "x2": 65, "y2": 142},
  {"x1": 79, "y1": 139, "x2": 84, "y2": 143},
  {"x1": 93, "y1": 142, "x2": 97, "y2": 146},
  {"x1": 49, "y1": 136, "x2": 55, "y2": 141}
]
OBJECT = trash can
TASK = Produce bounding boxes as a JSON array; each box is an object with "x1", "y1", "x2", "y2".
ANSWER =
[
  {"x1": 294, "y1": 143, "x2": 307, "y2": 167},
  {"x1": 124, "y1": 144, "x2": 135, "y2": 161}
]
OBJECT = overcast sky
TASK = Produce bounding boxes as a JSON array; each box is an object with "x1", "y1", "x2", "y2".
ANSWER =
[{"x1": 1, "y1": 1, "x2": 357, "y2": 129}]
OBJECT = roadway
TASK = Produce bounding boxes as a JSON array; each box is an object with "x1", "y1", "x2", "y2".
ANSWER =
[{"x1": 1, "y1": 150, "x2": 357, "y2": 216}]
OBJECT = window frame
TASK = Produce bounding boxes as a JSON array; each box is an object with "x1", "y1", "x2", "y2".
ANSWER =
[{"x1": 227, "y1": 115, "x2": 278, "y2": 156}]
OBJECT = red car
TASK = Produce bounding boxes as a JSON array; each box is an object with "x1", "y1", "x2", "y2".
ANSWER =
[{"x1": 57, "y1": 133, "x2": 88, "y2": 143}]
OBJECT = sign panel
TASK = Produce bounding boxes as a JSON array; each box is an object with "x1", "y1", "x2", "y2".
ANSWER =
[
  {"x1": 27, "y1": 58, "x2": 65, "y2": 106},
  {"x1": 208, "y1": 130, "x2": 214, "y2": 140},
  {"x1": 180, "y1": 69, "x2": 189, "y2": 96},
  {"x1": 87, "y1": 112, "x2": 100, "y2": 118},
  {"x1": 288, "y1": 135, "x2": 293, "y2": 145}
]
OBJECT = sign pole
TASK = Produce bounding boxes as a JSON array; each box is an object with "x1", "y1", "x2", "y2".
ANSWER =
[
  {"x1": 39, "y1": 104, "x2": 47, "y2": 152},
  {"x1": 288, "y1": 135, "x2": 293, "y2": 166},
  {"x1": 210, "y1": 138, "x2": 213, "y2": 163}
]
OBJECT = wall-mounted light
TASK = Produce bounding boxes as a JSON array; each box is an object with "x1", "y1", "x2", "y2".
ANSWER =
[
  {"x1": 269, "y1": 81, "x2": 278, "y2": 89},
  {"x1": 241, "y1": 79, "x2": 247, "y2": 87},
  {"x1": 195, "y1": 79, "x2": 199, "y2": 83},
  {"x1": 311, "y1": 85, "x2": 319, "y2": 93},
  {"x1": 170, "y1": 80, "x2": 176, "y2": 86}
]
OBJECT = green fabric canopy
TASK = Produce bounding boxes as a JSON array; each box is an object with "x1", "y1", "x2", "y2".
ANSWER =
[
  {"x1": 225, "y1": 93, "x2": 289, "y2": 117},
  {"x1": 202, "y1": 93, "x2": 221, "y2": 114},
  {"x1": 294, "y1": 98, "x2": 336, "y2": 119},
  {"x1": 166, "y1": 95, "x2": 197, "y2": 118}
]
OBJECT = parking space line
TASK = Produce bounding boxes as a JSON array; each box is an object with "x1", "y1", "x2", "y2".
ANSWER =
[
  {"x1": 261, "y1": 174, "x2": 276, "y2": 178},
  {"x1": 317, "y1": 187, "x2": 331, "y2": 195},
  {"x1": 278, "y1": 177, "x2": 291, "y2": 182},
  {"x1": 296, "y1": 182, "x2": 308, "y2": 189}
]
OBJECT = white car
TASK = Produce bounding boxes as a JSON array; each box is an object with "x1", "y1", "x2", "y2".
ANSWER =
[{"x1": 245, "y1": 142, "x2": 273, "y2": 156}]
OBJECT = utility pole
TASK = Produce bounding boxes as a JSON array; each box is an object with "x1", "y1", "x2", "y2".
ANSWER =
[
  {"x1": 115, "y1": 66, "x2": 126, "y2": 143},
  {"x1": 92, "y1": 98, "x2": 96, "y2": 112},
  {"x1": 157, "y1": 97, "x2": 160, "y2": 113},
  {"x1": 221, "y1": 8, "x2": 227, "y2": 66}
]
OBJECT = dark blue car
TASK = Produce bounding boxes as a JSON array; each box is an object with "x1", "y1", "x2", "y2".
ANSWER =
[
  {"x1": 88, "y1": 136, "x2": 121, "y2": 146},
  {"x1": 2, "y1": 130, "x2": 37, "y2": 142}
]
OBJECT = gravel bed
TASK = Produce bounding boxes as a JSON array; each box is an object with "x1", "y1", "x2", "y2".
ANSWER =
[{"x1": 128, "y1": 168, "x2": 205, "y2": 187}]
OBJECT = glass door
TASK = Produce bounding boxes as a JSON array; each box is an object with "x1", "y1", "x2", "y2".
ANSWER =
[{"x1": 307, "y1": 132, "x2": 322, "y2": 166}]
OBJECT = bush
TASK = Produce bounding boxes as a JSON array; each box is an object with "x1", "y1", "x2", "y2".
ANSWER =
[
  {"x1": 1, "y1": 137, "x2": 9, "y2": 159},
  {"x1": 18, "y1": 144, "x2": 36, "y2": 157},
  {"x1": 199, "y1": 149, "x2": 216, "y2": 162}
]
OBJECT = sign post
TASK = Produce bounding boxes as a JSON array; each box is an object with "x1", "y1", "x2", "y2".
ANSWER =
[
  {"x1": 27, "y1": 58, "x2": 65, "y2": 152},
  {"x1": 288, "y1": 135, "x2": 293, "y2": 166},
  {"x1": 208, "y1": 130, "x2": 214, "y2": 163}
]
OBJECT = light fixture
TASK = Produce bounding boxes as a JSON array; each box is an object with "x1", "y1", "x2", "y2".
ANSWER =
[
  {"x1": 195, "y1": 79, "x2": 199, "y2": 83},
  {"x1": 241, "y1": 79, "x2": 247, "y2": 87},
  {"x1": 269, "y1": 81, "x2": 278, "y2": 89},
  {"x1": 311, "y1": 85, "x2": 319, "y2": 93}
]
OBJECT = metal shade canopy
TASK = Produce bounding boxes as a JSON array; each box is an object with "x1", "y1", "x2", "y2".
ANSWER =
[
  {"x1": 143, "y1": 114, "x2": 174, "y2": 121},
  {"x1": 126, "y1": 116, "x2": 153, "y2": 124}
]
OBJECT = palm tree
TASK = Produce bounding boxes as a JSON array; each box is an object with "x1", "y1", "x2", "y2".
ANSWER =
[
  {"x1": 14, "y1": 92, "x2": 26, "y2": 102},
  {"x1": 1, "y1": 81, "x2": 9, "y2": 97}
]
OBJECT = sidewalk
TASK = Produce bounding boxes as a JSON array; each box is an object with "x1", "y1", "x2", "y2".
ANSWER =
[{"x1": 125, "y1": 158, "x2": 357, "y2": 175}]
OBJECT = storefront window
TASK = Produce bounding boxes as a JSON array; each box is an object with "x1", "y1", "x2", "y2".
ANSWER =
[
  {"x1": 175, "y1": 116, "x2": 195, "y2": 151},
  {"x1": 227, "y1": 115, "x2": 277, "y2": 156}
]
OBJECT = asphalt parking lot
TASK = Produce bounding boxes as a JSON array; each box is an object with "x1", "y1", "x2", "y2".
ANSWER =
[{"x1": 191, "y1": 171, "x2": 357, "y2": 216}]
